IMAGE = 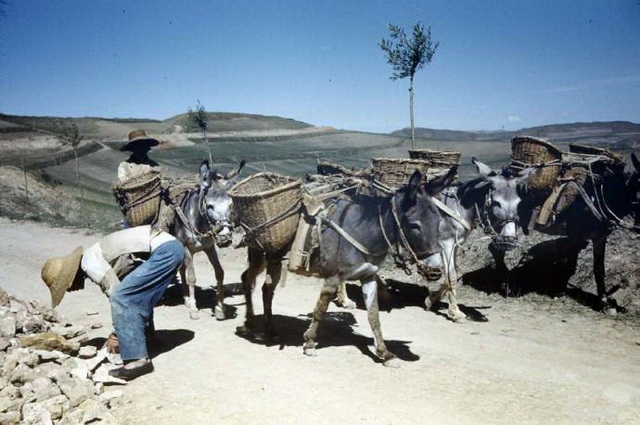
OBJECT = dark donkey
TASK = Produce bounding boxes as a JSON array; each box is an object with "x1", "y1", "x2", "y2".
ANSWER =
[
  {"x1": 170, "y1": 160, "x2": 245, "y2": 319},
  {"x1": 237, "y1": 168, "x2": 456, "y2": 367},
  {"x1": 512, "y1": 152, "x2": 640, "y2": 315},
  {"x1": 428, "y1": 158, "x2": 535, "y2": 322}
]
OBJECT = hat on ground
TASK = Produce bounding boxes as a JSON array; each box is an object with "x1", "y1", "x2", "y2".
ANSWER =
[
  {"x1": 41, "y1": 246, "x2": 84, "y2": 307},
  {"x1": 120, "y1": 129, "x2": 160, "y2": 152}
]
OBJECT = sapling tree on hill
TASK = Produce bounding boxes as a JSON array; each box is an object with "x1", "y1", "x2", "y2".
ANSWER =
[
  {"x1": 379, "y1": 22, "x2": 439, "y2": 148},
  {"x1": 55, "y1": 121, "x2": 85, "y2": 220},
  {"x1": 188, "y1": 100, "x2": 212, "y2": 164}
]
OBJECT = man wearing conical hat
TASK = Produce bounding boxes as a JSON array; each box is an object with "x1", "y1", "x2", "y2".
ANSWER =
[
  {"x1": 41, "y1": 225, "x2": 184, "y2": 381},
  {"x1": 117, "y1": 129, "x2": 161, "y2": 184}
]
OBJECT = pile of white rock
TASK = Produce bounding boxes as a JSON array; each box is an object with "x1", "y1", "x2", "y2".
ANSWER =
[{"x1": 0, "y1": 288, "x2": 124, "y2": 424}]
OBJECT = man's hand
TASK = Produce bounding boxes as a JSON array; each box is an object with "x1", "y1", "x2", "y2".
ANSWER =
[{"x1": 107, "y1": 333, "x2": 120, "y2": 354}]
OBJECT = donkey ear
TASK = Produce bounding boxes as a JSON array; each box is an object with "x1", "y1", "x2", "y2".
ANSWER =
[
  {"x1": 426, "y1": 166, "x2": 457, "y2": 197},
  {"x1": 405, "y1": 170, "x2": 422, "y2": 204},
  {"x1": 199, "y1": 160, "x2": 212, "y2": 189},
  {"x1": 515, "y1": 167, "x2": 538, "y2": 185},
  {"x1": 225, "y1": 159, "x2": 246, "y2": 180},
  {"x1": 632, "y1": 153, "x2": 640, "y2": 173},
  {"x1": 472, "y1": 157, "x2": 496, "y2": 178}
]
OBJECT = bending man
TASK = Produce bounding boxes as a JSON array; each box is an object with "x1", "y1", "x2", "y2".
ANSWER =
[{"x1": 41, "y1": 225, "x2": 184, "y2": 381}]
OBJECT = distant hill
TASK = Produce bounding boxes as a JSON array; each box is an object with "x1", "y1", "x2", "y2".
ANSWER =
[
  {"x1": 392, "y1": 121, "x2": 640, "y2": 148},
  {"x1": 0, "y1": 112, "x2": 312, "y2": 141}
]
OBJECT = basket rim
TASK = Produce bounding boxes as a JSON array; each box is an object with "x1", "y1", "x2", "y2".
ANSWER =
[
  {"x1": 113, "y1": 174, "x2": 162, "y2": 191},
  {"x1": 229, "y1": 172, "x2": 302, "y2": 199},
  {"x1": 407, "y1": 148, "x2": 461, "y2": 155},
  {"x1": 372, "y1": 157, "x2": 434, "y2": 165},
  {"x1": 511, "y1": 136, "x2": 562, "y2": 156}
]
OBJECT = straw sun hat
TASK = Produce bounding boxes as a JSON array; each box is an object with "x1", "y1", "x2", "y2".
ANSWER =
[
  {"x1": 41, "y1": 246, "x2": 84, "y2": 307},
  {"x1": 120, "y1": 129, "x2": 160, "y2": 152}
]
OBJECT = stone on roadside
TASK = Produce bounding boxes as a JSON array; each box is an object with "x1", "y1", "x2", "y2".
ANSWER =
[
  {"x1": 20, "y1": 314, "x2": 49, "y2": 334},
  {"x1": 19, "y1": 332, "x2": 79, "y2": 355},
  {"x1": 0, "y1": 310, "x2": 17, "y2": 338},
  {"x1": 21, "y1": 401, "x2": 54, "y2": 425},
  {"x1": 58, "y1": 398, "x2": 118, "y2": 425},
  {"x1": 0, "y1": 337, "x2": 11, "y2": 351},
  {"x1": 0, "y1": 411, "x2": 20, "y2": 425},
  {"x1": 62, "y1": 357, "x2": 90, "y2": 380},
  {"x1": 0, "y1": 288, "x2": 10, "y2": 307},
  {"x1": 11, "y1": 347, "x2": 39, "y2": 367},
  {"x1": 9, "y1": 363, "x2": 38, "y2": 385},
  {"x1": 50, "y1": 325, "x2": 86, "y2": 340},
  {"x1": 99, "y1": 389, "x2": 124, "y2": 407},
  {"x1": 0, "y1": 395, "x2": 24, "y2": 415},
  {"x1": 56, "y1": 376, "x2": 95, "y2": 408},
  {"x1": 34, "y1": 349, "x2": 68, "y2": 363},
  {"x1": 29, "y1": 377, "x2": 61, "y2": 402},
  {"x1": 78, "y1": 345, "x2": 97, "y2": 359},
  {"x1": 41, "y1": 394, "x2": 69, "y2": 421}
]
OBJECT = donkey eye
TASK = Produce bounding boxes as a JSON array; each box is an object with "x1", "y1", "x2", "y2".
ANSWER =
[
  {"x1": 491, "y1": 200, "x2": 502, "y2": 208},
  {"x1": 409, "y1": 222, "x2": 422, "y2": 231}
]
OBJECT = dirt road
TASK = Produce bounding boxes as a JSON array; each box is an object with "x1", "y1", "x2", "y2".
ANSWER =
[{"x1": 1, "y1": 217, "x2": 639, "y2": 424}]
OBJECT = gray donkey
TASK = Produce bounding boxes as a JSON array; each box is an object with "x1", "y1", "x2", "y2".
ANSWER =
[
  {"x1": 170, "y1": 160, "x2": 245, "y2": 320},
  {"x1": 427, "y1": 158, "x2": 535, "y2": 322},
  {"x1": 237, "y1": 168, "x2": 456, "y2": 367}
]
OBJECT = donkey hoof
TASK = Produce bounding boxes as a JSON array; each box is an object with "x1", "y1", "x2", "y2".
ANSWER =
[
  {"x1": 303, "y1": 342, "x2": 317, "y2": 357},
  {"x1": 189, "y1": 311, "x2": 201, "y2": 320},
  {"x1": 383, "y1": 357, "x2": 400, "y2": 368},
  {"x1": 604, "y1": 307, "x2": 618, "y2": 317},
  {"x1": 341, "y1": 299, "x2": 356, "y2": 310},
  {"x1": 424, "y1": 297, "x2": 434, "y2": 311},
  {"x1": 214, "y1": 306, "x2": 225, "y2": 321}
]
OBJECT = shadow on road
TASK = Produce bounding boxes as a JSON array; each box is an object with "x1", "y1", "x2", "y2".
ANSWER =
[{"x1": 236, "y1": 312, "x2": 420, "y2": 364}]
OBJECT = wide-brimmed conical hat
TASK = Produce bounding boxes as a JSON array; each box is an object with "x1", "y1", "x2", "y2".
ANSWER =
[
  {"x1": 120, "y1": 129, "x2": 160, "y2": 152},
  {"x1": 41, "y1": 246, "x2": 84, "y2": 307}
]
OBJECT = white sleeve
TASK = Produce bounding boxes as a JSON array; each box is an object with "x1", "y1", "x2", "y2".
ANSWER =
[{"x1": 80, "y1": 243, "x2": 111, "y2": 285}]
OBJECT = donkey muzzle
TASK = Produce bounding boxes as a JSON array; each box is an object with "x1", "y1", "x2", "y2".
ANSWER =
[{"x1": 214, "y1": 224, "x2": 233, "y2": 248}]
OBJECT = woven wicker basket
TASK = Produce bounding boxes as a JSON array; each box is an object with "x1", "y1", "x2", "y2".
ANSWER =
[
  {"x1": 371, "y1": 158, "x2": 450, "y2": 190},
  {"x1": 568, "y1": 143, "x2": 626, "y2": 167},
  {"x1": 408, "y1": 149, "x2": 461, "y2": 167},
  {"x1": 510, "y1": 136, "x2": 562, "y2": 191},
  {"x1": 229, "y1": 172, "x2": 303, "y2": 252},
  {"x1": 112, "y1": 173, "x2": 162, "y2": 227}
]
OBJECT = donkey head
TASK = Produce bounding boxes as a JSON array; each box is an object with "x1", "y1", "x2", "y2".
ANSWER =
[
  {"x1": 472, "y1": 158, "x2": 536, "y2": 250},
  {"x1": 400, "y1": 167, "x2": 458, "y2": 280},
  {"x1": 199, "y1": 160, "x2": 246, "y2": 247},
  {"x1": 629, "y1": 153, "x2": 640, "y2": 226}
]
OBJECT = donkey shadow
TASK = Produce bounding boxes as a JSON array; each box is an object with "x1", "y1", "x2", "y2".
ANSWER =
[
  {"x1": 462, "y1": 237, "x2": 624, "y2": 312},
  {"x1": 344, "y1": 279, "x2": 491, "y2": 322},
  {"x1": 236, "y1": 312, "x2": 420, "y2": 364}
]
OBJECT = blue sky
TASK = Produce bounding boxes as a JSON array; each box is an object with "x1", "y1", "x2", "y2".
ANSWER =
[{"x1": 1, "y1": 0, "x2": 639, "y2": 133}]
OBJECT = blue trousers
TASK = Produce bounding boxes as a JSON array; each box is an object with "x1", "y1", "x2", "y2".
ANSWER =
[{"x1": 110, "y1": 240, "x2": 184, "y2": 361}]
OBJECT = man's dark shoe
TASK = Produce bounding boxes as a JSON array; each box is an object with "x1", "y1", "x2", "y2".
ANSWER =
[{"x1": 108, "y1": 362, "x2": 154, "y2": 381}]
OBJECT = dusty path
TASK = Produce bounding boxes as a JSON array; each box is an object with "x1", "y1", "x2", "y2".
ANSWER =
[{"x1": 1, "y1": 217, "x2": 639, "y2": 424}]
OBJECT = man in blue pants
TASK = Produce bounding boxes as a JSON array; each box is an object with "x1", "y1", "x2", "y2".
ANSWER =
[{"x1": 41, "y1": 225, "x2": 184, "y2": 381}]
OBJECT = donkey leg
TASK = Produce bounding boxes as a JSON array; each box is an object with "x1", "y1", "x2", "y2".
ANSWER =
[
  {"x1": 593, "y1": 236, "x2": 616, "y2": 316},
  {"x1": 262, "y1": 251, "x2": 285, "y2": 340},
  {"x1": 490, "y1": 244, "x2": 511, "y2": 297},
  {"x1": 361, "y1": 276, "x2": 398, "y2": 367},
  {"x1": 333, "y1": 281, "x2": 356, "y2": 309},
  {"x1": 303, "y1": 276, "x2": 339, "y2": 357},
  {"x1": 426, "y1": 241, "x2": 463, "y2": 320},
  {"x1": 181, "y1": 250, "x2": 199, "y2": 320},
  {"x1": 237, "y1": 248, "x2": 266, "y2": 335},
  {"x1": 205, "y1": 248, "x2": 226, "y2": 320}
]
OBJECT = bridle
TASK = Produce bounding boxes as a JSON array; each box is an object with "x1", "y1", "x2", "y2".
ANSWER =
[{"x1": 377, "y1": 195, "x2": 442, "y2": 281}]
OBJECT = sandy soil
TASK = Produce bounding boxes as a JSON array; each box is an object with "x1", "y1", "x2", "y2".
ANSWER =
[{"x1": 1, "y1": 217, "x2": 640, "y2": 424}]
